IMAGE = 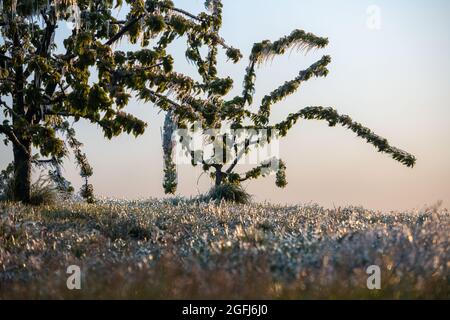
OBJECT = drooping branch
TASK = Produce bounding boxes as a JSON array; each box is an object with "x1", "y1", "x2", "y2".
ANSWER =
[{"x1": 273, "y1": 106, "x2": 416, "y2": 167}]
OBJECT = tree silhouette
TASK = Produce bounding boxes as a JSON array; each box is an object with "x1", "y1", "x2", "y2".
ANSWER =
[{"x1": 161, "y1": 0, "x2": 416, "y2": 198}]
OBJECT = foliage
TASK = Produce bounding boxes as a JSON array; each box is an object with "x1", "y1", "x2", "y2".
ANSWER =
[
  {"x1": 0, "y1": 162, "x2": 14, "y2": 200},
  {"x1": 205, "y1": 183, "x2": 251, "y2": 204},
  {"x1": 159, "y1": 0, "x2": 416, "y2": 198},
  {"x1": 0, "y1": 0, "x2": 242, "y2": 203},
  {"x1": 28, "y1": 175, "x2": 58, "y2": 205}
]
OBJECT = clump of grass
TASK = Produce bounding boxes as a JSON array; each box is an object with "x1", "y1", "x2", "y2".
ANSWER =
[
  {"x1": 0, "y1": 167, "x2": 67, "y2": 206},
  {"x1": 0, "y1": 163, "x2": 14, "y2": 202},
  {"x1": 29, "y1": 176, "x2": 58, "y2": 206},
  {"x1": 205, "y1": 183, "x2": 251, "y2": 204}
]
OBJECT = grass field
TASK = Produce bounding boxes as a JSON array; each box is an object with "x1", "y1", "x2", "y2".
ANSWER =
[{"x1": 0, "y1": 199, "x2": 448, "y2": 299}]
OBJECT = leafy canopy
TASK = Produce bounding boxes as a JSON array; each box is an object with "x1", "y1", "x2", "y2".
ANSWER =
[{"x1": 0, "y1": 0, "x2": 241, "y2": 201}]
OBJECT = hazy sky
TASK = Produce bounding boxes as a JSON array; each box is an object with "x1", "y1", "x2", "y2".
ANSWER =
[{"x1": 1, "y1": 0, "x2": 449, "y2": 211}]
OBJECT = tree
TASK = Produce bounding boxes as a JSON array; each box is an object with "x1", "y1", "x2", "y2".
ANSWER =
[
  {"x1": 0, "y1": 0, "x2": 241, "y2": 203},
  {"x1": 160, "y1": 0, "x2": 416, "y2": 199}
]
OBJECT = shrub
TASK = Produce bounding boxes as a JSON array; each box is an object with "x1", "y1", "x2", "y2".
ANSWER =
[
  {"x1": 205, "y1": 183, "x2": 251, "y2": 204},
  {"x1": 0, "y1": 163, "x2": 14, "y2": 201},
  {"x1": 29, "y1": 176, "x2": 58, "y2": 206},
  {"x1": 1, "y1": 166, "x2": 66, "y2": 206}
]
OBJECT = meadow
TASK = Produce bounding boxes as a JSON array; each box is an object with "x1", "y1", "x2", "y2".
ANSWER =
[{"x1": 0, "y1": 199, "x2": 448, "y2": 299}]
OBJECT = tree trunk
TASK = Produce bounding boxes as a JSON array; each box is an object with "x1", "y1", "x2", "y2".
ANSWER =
[
  {"x1": 12, "y1": 139, "x2": 32, "y2": 203},
  {"x1": 215, "y1": 169, "x2": 223, "y2": 187},
  {"x1": 11, "y1": 29, "x2": 31, "y2": 203}
]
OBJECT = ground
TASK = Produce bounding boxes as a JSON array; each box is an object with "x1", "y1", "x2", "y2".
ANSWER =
[{"x1": 0, "y1": 199, "x2": 448, "y2": 299}]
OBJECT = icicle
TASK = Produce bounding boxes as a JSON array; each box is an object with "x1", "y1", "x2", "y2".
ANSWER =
[
  {"x1": 105, "y1": 20, "x2": 110, "y2": 37},
  {"x1": 11, "y1": 0, "x2": 17, "y2": 18},
  {"x1": 140, "y1": 15, "x2": 145, "y2": 42},
  {"x1": 48, "y1": 30, "x2": 55, "y2": 55},
  {"x1": 73, "y1": 3, "x2": 81, "y2": 33},
  {"x1": 162, "y1": 111, "x2": 178, "y2": 194},
  {"x1": 55, "y1": 0, "x2": 59, "y2": 20},
  {"x1": 206, "y1": 0, "x2": 214, "y2": 12}
]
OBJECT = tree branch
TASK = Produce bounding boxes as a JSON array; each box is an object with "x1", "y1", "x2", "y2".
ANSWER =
[
  {"x1": 238, "y1": 161, "x2": 273, "y2": 182},
  {"x1": 226, "y1": 138, "x2": 258, "y2": 174},
  {"x1": 163, "y1": 5, "x2": 203, "y2": 22},
  {"x1": 274, "y1": 106, "x2": 417, "y2": 167},
  {"x1": 0, "y1": 98, "x2": 24, "y2": 120},
  {"x1": 104, "y1": 14, "x2": 145, "y2": 46},
  {"x1": 0, "y1": 125, "x2": 31, "y2": 156}
]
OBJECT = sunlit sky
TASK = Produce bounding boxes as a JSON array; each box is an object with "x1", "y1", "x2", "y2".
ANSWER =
[{"x1": 1, "y1": 0, "x2": 450, "y2": 210}]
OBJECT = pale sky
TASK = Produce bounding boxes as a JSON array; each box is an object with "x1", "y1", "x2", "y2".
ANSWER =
[{"x1": 1, "y1": 0, "x2": 450, "y2": 211}]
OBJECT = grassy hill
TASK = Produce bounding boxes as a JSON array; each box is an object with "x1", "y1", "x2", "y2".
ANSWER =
[{"x1": 0, "y1": 200, "x2": 448, "y2": 299}]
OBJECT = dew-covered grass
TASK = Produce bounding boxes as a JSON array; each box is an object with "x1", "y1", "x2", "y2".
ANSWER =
[{"x1": 0, "y1": 199, "x2": 448, "y2": 299}]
